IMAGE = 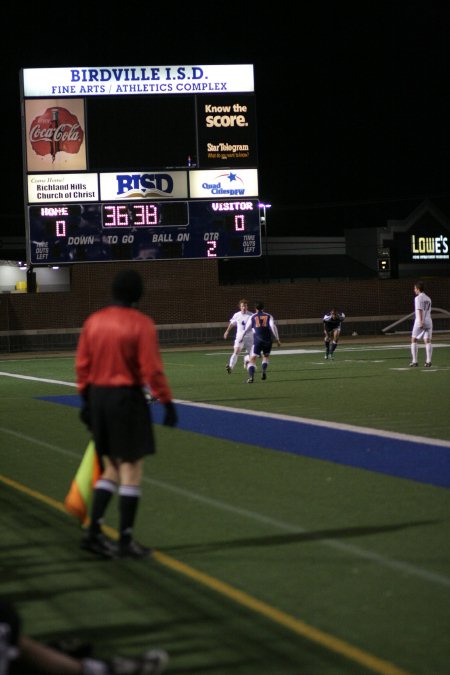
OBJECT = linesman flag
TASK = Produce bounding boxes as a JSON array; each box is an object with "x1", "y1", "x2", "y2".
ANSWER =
[{"x1": 64, "y1": 440, "x2": 101, "y2": 525}]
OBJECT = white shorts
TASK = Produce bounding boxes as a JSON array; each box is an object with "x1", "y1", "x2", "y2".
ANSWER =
[
  {"x1": 234, "y1": 335, "x2": 253, "y2": 355},
  {"x1": 412, "y1": 322, "x2": 432, "y2": 340}
]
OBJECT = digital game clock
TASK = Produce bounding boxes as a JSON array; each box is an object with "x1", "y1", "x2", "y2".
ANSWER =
[{"x1": 28, "y1": 199, "x2": 261, "y2": 264}]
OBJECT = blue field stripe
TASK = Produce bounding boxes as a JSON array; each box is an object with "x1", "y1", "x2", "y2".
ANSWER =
[{"x1": 38, "y1": 395, "x2": 450, "y2": 489}]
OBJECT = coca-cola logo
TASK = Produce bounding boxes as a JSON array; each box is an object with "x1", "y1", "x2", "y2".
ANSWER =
[{"x1": 29, "y1": 107, "x2": 84, "y2": 160}]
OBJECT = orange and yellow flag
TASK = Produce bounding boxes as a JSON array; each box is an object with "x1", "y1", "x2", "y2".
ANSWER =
[{"x1": 64, "y1": 440, "x2": 101, "y2": 525}]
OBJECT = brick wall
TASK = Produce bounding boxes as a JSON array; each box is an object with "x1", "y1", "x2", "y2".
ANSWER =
[{"x1": 0, "y1": 260, "x2": 449, "y2": 350}]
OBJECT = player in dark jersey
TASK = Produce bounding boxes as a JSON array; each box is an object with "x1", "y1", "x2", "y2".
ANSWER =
[
  {"x1": 242, "y1": 301, "x2": 281, "y2": 383},
  {"x1": 323, "y1": 309, "x2": 345, "y2": 359}
]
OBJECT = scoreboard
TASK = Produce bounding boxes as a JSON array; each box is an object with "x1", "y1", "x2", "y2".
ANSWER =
[
  {"x1": 28, "y1": 199, "x2": 260, "y2": 263},
  {"x1": 20, "y1": 64, "x2": 261, "y2": 265}
]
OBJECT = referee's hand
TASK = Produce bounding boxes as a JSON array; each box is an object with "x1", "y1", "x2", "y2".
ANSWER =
[
  {"x1": 163, "y1": 401, "x2": 178, "y2": 427},
  {"x1": 79, "y1": 402, "x2": 92, "y2": 431}
]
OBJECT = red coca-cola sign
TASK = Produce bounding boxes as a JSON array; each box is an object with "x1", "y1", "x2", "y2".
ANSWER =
[{"x1": 29, "y1": 106, "x2": 84, "y2": 160}]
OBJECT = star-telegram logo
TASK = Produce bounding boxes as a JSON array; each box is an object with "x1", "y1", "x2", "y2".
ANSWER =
[{"x1": 201, "y1": 172, "x2": 246, "y2": 196}]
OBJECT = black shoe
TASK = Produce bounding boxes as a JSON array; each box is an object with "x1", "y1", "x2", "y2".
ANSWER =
[
  {"x1": 247, "y1": 377, "x2": 254, "y2": 383},
  {"x1": 225, "y1": 365, "x2": 231, "y2": 374},
  {"x1": 424, "y1": 362, "x2": 432, "y2": 368},
  {"x1": 141, "y1": 649, "x2": 169, "y2": 674},
  {"x1": 110, "y1": 649, "x2": 169, "y2": 674},
  {"x1": 409, "y1": 362, "x2": 418, "y2": 367},
  {"x1": 80, "y1": 532, "x2": 118, "y2": 559},
  {"x1": 262, "y1": 372, "x2": 267, "y2": 380},
  {"x1": 119, "y1": 540, "x2": 152, "y2": 559}
]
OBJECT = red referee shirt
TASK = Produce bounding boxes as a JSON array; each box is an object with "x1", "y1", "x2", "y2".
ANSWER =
[{"x1": 76, "y1": 305, "x2": 173, "y2": 404}]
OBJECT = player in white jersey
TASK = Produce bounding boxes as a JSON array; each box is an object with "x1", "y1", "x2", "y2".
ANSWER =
[
  {"x1": 410, "y1": 281, "x2": 433, "y2": 367},
  {"x1": 224, "y1": 299, "x2": 254, "y2": 373}
]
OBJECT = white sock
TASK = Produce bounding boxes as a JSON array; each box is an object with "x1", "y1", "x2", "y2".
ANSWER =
[
  {"x1": 411, "y1": 343, "x2": 418, "y2": 362},
  {"x1": 425, "y1": 343, "x2": 433, "y2": 362},
  {"x1": 82, "y1": 658, "x2": 109, "y2": 675}
]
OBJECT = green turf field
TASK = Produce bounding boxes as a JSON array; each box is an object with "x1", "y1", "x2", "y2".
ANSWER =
[{"x1": 1, "y1": 338, "x2": 449, "y2": 674}]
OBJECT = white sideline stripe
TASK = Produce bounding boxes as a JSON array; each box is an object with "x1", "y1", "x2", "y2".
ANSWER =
[
  {"x1": 0, "y1": 372, "x2": 77, "y2": 386},
  {"x1": 179, "y1": 399, "x2": 450, "y2": 448},
  {"x1": 2, "y1": 370, "x2": 449, "y2": 448},
  {"x1": 1, "y1": 365, "x2": 450, "y2": 588},
  {"x1": 209, "y1": 343, "x2": 450, "y2": 356},
  {"x1": 143, "y1": 475, "x2": 450, "y2": 589},
  {"x1": 0, "y1": 427, "x2": 80, "y2": 458},
  {"x1": 1, "y1": 424, "x2": 449, "y2": 589}
]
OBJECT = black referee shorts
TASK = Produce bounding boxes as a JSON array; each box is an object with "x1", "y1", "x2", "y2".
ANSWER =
[{"x1": 89, "y1": 386, "x2": 155, "y2": 461}]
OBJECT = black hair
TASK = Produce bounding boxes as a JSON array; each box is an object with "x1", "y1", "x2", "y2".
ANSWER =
[
  {"x1": 255, "y1": 301, "x2": 264, "y2": 311},
  {"x1": 112, "y1": 269, "x2": 143, "y2": 305},
  {"x1": 0, "y1": 599, "x2": 21, "y2": 646}
]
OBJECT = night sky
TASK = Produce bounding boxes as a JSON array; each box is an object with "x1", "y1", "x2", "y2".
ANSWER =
[{"x1": 2, "y1": 2, "x2": 449, "y2": 243}]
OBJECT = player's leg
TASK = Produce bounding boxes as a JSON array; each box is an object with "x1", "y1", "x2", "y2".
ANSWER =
[
  {"x1": 0, "y1": 599, "x2": 20, "y2": 674},
  {"x1": 329, "y1": 329, "x2": 340, "y2": 358},
  {"x1": 118, "y1": 458, "x2": 151, "y2": 559},
  {"x1": 410, "y1": 323, "x2": 421, "y2": 366},
  {"x1": 261, "y1": 343, "x2": 272, "y2": 380},
  {"x1": 261, "y1": 356, "x2": 268, "y2": 380},
  {"x1": 81, "y1": 387, "x2": 119, "y2": 556},
  {"x1": 324, "y1": 333, "x2": 330, "y2": 359},
  {"x1": 227, "y1": 341, "x2": 241, "y2": 372},
  {"x1": 230, "y1": 348, "x2": 240, "y2": 370},
  {"x1": 424, "y1": 331, "x2": 433, "y2": 366},
  {"x1": 410, "y1": 338, "x2": 419, "y2": 366},
  {"x1": 247, "y1": 345, "x2": 259, "y2": 383},
  {"x1": 20, "y1": 635, "x2": 169, "y2": 675},
  {"x1": 243, "y1": 338, "x2": 254, "y2": 369},
  {"x1": 81, "y1": 452, "x2": 119, "y2": 559}
]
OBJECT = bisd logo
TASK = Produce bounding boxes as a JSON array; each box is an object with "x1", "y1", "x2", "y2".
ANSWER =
[{"x1": 116, "y1": 173, "x2": 174, "y2": 198}]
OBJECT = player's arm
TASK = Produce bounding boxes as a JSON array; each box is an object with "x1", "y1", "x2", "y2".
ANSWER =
[
  {"x1": 240, "y1": 316, "x2": 252, "y2": 342},
  {"x1": 269, "y1": 317, "x2": 281, "y2": 346},
  {"x1": 224, "y1": 318, "x2": 236, "y2": 339},
  {"x1": 75, "y1": 327, "x2": 91, "y2": 396},
  {"x1": 418, "y1": 307, "x2": 424, "y2": 327}
]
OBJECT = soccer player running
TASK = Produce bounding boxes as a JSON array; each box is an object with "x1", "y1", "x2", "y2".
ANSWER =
[
  {"x1": 224, "y1": 298, "x2": 254, "y2": 374},
  {"x1": 76, "y1": 269, "x2": 178, "y2": 560},
  {"x1": 241, "y1": 301, "x2": 281, "y2": 383},
  {"x1": 323, "y1": 308, "x2": 345, "y2": 359},
  {"x1": 410, "y1": 280, "x2": 433, "y2": 367}
]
